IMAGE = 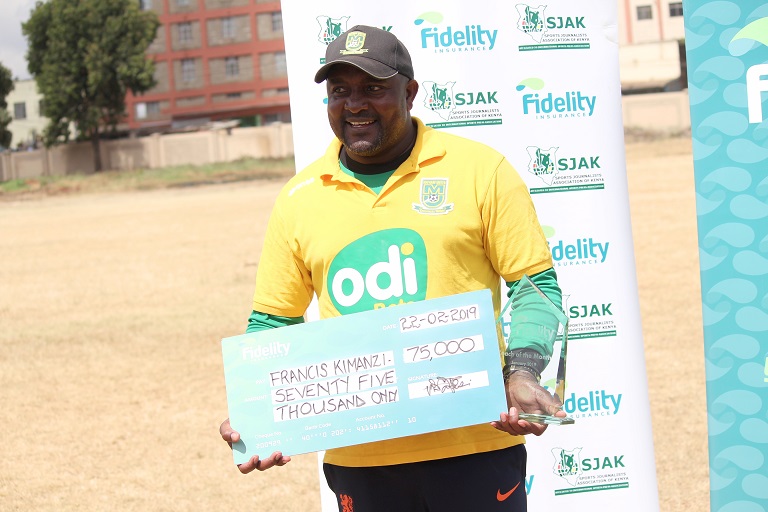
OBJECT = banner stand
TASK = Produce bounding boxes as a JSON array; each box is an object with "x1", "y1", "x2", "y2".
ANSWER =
[{"x1": 280, "y1": 1, "x2": 660, "y2": 509}]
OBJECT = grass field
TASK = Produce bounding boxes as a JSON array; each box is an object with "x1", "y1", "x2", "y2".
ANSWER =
[{"x1": 0, "y1": 136, "x2": 708, "y2": 511}]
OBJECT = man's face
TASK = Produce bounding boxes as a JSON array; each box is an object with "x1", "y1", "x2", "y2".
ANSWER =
[{"x1": 326, "y1": 65, "x2": 418, "y2": 165}]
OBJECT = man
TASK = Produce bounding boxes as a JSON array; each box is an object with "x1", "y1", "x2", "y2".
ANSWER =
[{"x1": 220, "y1": 25, "x2": 565, "y2": 511}]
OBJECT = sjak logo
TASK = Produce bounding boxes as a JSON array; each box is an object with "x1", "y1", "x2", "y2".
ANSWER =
[
  {"x1": 517, "y1": 4, "x2": 546, "y2": 39},
  {"x1": 516, "y1": 4, "x2": 587, "y2": 43},
  {"x1": 424, "y1": 80, "x2": 500, "y2": 122},
  {"x1": 553, "y1": 448, "x2": 626, "y2": 486},
  {"x1": 528, "y1": 147, "x2": 601, "y2": 174},
  {"x1": 527, "y1": 146, "x2": 557, "y2": 177},
  {"x1": 552, "y1": 447, "x2": 582, "y2": 486},
  {"x1": 525, "y1": 146, "x2": 601, "y2": 186},
  {"x1": 317, "y1": 16, "x2": 350, "y2": 45},
  {"x1": 569, "y1": 303, "x2": 613, "y2": 319},
  {"x1": 423, "y1": 81, "x2": 456, "y2": 120},
  {"x1": 328, "y1": 229, "x2": 428, "y2": 313},
  {"x1": 413, "y1": 178, "x2": 454, "y2": 215}
]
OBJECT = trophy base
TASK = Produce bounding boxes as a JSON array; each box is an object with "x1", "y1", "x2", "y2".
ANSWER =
[{"x1": 519, "y1": 413, "x2": 575, "y2": 426}]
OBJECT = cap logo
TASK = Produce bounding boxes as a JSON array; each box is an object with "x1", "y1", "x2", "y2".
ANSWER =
[{"x1": 340, "y1": 31, "x2": 368, "y2": 55}]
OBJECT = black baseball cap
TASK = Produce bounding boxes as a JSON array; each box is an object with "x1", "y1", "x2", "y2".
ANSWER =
[{"x1": 314, "y1": 25, "x2": 414, "y2": 83}]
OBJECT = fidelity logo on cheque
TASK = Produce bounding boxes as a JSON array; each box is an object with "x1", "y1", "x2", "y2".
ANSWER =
[{"x1": 242, "y1": 342, "x2": 291, "y2": 360}]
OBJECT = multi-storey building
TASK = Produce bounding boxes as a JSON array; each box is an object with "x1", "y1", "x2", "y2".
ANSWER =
[
  {"x1": 617, "y1": 0, "x2": 687, "y2": 92},
  {"x1": 14, "y1": 1, "x2": 687, "y2": 140},
  {"x1": 5, "y1": 79, "x2": 47, "y2": 149},
  {"x1": 126, "y1": 0, "x2": 289, "y2": 133}
]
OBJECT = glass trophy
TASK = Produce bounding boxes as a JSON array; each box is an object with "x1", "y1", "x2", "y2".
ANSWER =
[{"x1": 497, "y1": 275, "x2": 574, "y2": 425}]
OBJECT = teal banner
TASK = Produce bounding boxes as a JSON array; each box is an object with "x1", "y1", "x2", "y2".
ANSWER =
[{"x1": 683, "y1": 2, "x2": 768, "y2": 511}]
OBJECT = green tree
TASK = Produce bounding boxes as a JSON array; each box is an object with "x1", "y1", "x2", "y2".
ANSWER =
[
  {"x1": 0, "y1": 63, "x2": 13, "y2": 149},
  {"x1": 23, "y1": 0, "x2": 159, "y2": 171}
]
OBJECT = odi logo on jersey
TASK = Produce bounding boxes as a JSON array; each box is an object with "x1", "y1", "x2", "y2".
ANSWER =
[{"x1": 328, "y1": 229, "x2": 428, "y2": 314}]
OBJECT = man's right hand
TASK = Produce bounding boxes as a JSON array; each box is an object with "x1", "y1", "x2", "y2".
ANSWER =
[{"x1": 220, "y1": 418, "x2": 291, "y2": 474}]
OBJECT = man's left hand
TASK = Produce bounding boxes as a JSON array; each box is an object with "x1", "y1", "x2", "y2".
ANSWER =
[{"x1": 490, "y1": 371, "x2": 566, "y2": 436}]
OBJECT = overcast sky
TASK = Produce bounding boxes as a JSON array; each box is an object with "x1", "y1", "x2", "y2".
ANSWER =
[{"x1": 0, "y1": 0, "x2": 41, "y2": 80}]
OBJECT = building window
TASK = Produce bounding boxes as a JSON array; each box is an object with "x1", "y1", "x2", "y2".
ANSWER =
[
  {"x1": 139, "y1": 0, "x2": 151, "y2": 10},
  {"x1": 637, "y1": 5, "x2": 652, "y2": 20},
  {"x1": 271, "y1": 12, "x2": 283, "y2": 32},
  {"x1": 14, "y1": 102, "x2": 27, "y2": 120},
  {"x1": 225, "y1": 56, "x2": 240, "y2": 77},
  {"x1": 181, "y1": 58, "x2": 196, "y2": 82},
  {"x1": 38, "y1": 99, "x2": 46, "y2": 116},
  {"x1": 221, "y1": 17, "x2": 234, "y2": 39},
  {"x1": 136, "y1": 101, "x2": 161, "y2": 119},
  {"x1": 669, "y1": 2, "x2": 683, "y2": 17},
  {"x1": 178, "y1": 22, "x2": 193, "y2": 43},
  {"x1": 226, "y1": 92, "x2": 242, "y2": 99},
  {"x1": 275, "y1": 52, "x2": 287, "y2": 76},
  {"x1": 177, "y1": 0, "x2": 189, "y2": 6},
  {"x1": 260, "y1": 52, "x2": 288, "y2": 79},
  {"x1": 135, "y1": 102, "x2": 147, "y2": 119},
  {"x1": 263, "y1": 113, "x2": 280, "y2": 124}
]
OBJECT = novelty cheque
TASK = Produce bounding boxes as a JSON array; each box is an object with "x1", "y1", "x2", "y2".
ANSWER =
[{"x1": 222, "y1": 289, "x2": 507, "y2": 464}]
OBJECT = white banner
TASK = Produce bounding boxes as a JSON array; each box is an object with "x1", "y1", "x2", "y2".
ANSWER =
[{"x1": 280, "y1": 1, "x2": 659, "y2": 509}]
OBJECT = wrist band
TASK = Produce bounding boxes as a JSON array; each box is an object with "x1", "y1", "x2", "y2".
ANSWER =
[{"x1": 503, "y1": 363, "x2": 541, "y2": 383}]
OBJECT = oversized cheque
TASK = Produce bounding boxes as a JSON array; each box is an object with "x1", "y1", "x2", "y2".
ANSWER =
[{"x1": 222, "y1": 289, "x2": 508, "y2": 464}]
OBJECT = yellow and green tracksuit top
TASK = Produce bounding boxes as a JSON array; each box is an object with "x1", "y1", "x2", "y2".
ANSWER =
[{"x1": 252, "y1": 118, "x2": 554, "y2": 467}]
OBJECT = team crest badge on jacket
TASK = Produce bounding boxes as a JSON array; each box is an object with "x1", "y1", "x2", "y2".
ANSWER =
[{"x1": 412, "y1": 178, "x2": 454, "y2": 215}]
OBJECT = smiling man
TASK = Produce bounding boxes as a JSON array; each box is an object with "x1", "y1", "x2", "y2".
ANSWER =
[{"x1": 220, "y1": 25, "x2": 565, "y2": 512}]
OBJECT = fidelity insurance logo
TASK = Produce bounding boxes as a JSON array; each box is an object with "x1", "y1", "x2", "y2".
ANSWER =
[
  {"x1": 561, "y1": 388, "x2": 623, "y2": 419},
  {"x1": 517, "y1": 78, "x2": 597, "y2": 120},
  {"x1": 422, "y1": 79, "x2": 502, "y2": 128},
  {"x1": 242, "y1": 342, "x2": 291, "y2": 361},
  {"x1": 730, "y1": 17, "x2": 768, "y2": 123},
  {"x1": 524, "y1": 145, "x2": 605, "y2": 194},
  {"x1": 415, "y1": 11, "x2": 499, "y2": 54},
  {"x1": 552, "y1": 447, "x2": 629, "y2": 495},
  {"x1": 542, "y1": 226, "x2": 610, "y2": 268},
  {"x1": 563, "y1": 294, "x2": 618, "y2": 340},
  {"x1": 516, "y1": 4, "x2": 590, "y2": 51}
]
